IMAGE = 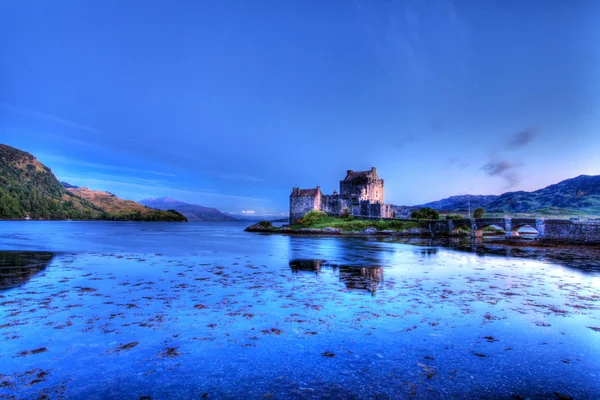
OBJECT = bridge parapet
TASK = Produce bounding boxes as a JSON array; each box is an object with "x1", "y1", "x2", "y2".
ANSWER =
[
  {"x1": 423, "y1": 217, "x2": 600, "y2": 244},
  {"x1": 542, "y1": 220, "x2": 600, "y2": 244}
]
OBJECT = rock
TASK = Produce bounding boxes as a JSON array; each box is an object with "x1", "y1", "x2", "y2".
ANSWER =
[
  {"x1": 322, "y1": 227, "x2": 340, "y2": 234},
  {"x1": 364, "y1": 228, "x2": 378, "y2": 234}
]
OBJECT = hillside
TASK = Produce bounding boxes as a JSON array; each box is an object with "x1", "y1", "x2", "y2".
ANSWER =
[
  {"x1": 416, "y1": 195, "x2": 499, "y2": 212},
  {"x1": 0, "y1": 144, "x2": 186, "y2": 221},
  {"x1": 70, "y1": 189, "x2": 187, "y2": 221},
  {"x1": 486, "y1": 175, "x2": 600, "y2": 215},
  {"x1": 413, "y1": 175, "x2": 600, "y2": 216},
  {"x1": 139, "y1": 197, "x2": 236, "y2": 221}
]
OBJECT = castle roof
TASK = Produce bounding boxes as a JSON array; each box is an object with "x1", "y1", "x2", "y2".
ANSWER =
[
  {"x1": 290, "y1": 187, "x2": 321, "y2": 197},
  {"x1": 343, "y1": 167, "x2": 378, "y2": 181}
]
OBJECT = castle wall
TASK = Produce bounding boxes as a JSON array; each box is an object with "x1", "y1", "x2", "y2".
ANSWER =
[
  {"x1": 289, "y1": 195, "x2": 319, "y2": 224},
  {"x1": 320, "y1": 195, "x2": 343, "y2": 216},
  {"x1": 340, "y1": 178, "x2": 384, "y2": 203},
  {"x1": 351, "y1": 201, "x2": 393, "y2": 219}
]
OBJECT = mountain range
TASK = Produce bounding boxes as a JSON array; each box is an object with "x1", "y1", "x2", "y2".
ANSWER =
[
  {"x1": 0, "y1": 144, "x2": 186, "y2": 221},
  {"x1": 415, "y1": 175, "x2": 600, "y2": 216},
  {"x1": 139, "y1": 197, "x2": 236, "y2": 221}
]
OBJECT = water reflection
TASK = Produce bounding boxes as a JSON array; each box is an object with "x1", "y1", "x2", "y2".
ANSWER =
[
  {"x1": 289, "y1": 259, "x2": 383, "y2": 295},
  {"x1": 0, "y1": 251, "x2": 55, "y2": 290},
  {"x1": 443, "y1": 238, "x2": 600, "y2": 274}
]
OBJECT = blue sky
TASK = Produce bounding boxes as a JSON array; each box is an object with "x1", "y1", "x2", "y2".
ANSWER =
[{"x1": 1, "y1": 0, "x2": 599, "y2": 216}]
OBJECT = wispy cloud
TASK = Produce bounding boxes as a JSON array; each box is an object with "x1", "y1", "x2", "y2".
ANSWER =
[
  {"x1": 481, "y1": 126, "x2": 540, "y2": 186},
  {"x1": 505, "y1": 127, "x2": 539, "y2": 150},
  {"x1": 393, "y1": 134, "x2": 416, "y2": 150},
  {"x1": 0, "y1": 102, "x2": 100, "y2": 134},
  {"x1": 353, "y1": 0, "x2": 469, "y2": 82},
  {"x1": 448, "y1": 156, "x2": 469, "y2": 170},
  {"x1": 38, "y1": 154, "x2": 176, "y2": 177},
  {"x1": 60, "y1": 176, "x2": 272, "y2": 203},
  {"x1": 218, "y1": 173, "x2": 265, "y2": 183},
  {"x1": 481, "y1": 160, "x2": 523, "y2": 187}
]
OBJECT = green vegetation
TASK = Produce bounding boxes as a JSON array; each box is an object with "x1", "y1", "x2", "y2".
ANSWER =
[
  {"x1": 482, "y1": 225, "x2": 505, "y2": 234},
  {"x1": 301, "y1": 210, "x2": 328, "y2": 225},
  {"x1": 290, "y1": 210, "x2": 422, "y2": 232},
  {"x1": 410, "y1": 207, "x2": 440, "y2": 220},
  {"x1": 98, "y1": 209, "x2": 186, "y2": 221},
  {"x1": 444, "y1": 214, "x2": 463, "y2": 220},
  {"x1": 473, "y1": 207, "x2": 485, "y2": 218},
  {"x1": 258, "y1": 221, "x2": 273, "y2": 228},
  {"x1": 0, "y1": 144, "x2": 186, "y2": 221}
]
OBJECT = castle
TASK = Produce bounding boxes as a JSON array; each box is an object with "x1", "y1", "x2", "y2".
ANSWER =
[{"x1": 289, "y1": 167, "x2": 394, "y2": 224}]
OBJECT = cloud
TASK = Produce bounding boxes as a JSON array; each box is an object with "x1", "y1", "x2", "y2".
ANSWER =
[
  {"x1": 218, "y1": 173, "x2": 265, "y2": 183},
  {"x1": 480, "y1": 126, "x2": 540, "y2": 187},
  {"x1": 448, "y1": 157, "x2": 469, "y2": 170},
  {"x1": 481, "y1": 160, "x2": 522, "y2": 187},
  {"x1": 393, "y1": 134, "x2": 416, "y2": 150},
  {"x1": 38, "y1": 154, "x2": 176, "y2": 177},
  {"x1": 0, "y1": 102, "x2": 100, "y2": 134},
  {"x1": 505, "y1": 127, "x2": 539, "y2": 150},
  {"x1": 241, "y1": 210, "x2": 256, "y2": 214},
  {"x1": 59, "y1": 176, "x2": 272, "y2": 203}
]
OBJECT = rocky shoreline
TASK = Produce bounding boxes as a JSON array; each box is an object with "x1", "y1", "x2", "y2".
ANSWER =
[{"x1": 244, "y1": 222, "x2": 435, "y2": 237}]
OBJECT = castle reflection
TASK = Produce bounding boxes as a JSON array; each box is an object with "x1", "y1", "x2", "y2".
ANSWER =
[
  {"x1": 0, "y1": 251, "x2": 55, "y2": 290},
  {"x1": 289, "y1": 259, "x2": 383, "y2": 295}
]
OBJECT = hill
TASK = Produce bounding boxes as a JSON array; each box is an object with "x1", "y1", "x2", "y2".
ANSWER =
[
  {"x1": 486, "y1": 175, "x2": 600, "y2": 215},
  {"x1": 416, "y1": 195, "x2": 498, "y2": 212},
  {"x1": 0, "y1": 144, "x2": 186, "y2": 221},
  {"x1": 70, "y1": 189, "x2": 187, "y2": 221},
  {"x1": 414, "y1": 175, "x2": 600, "y2": 216},
  {"x1": 139, "y1": 197, "x2": 236, "y2": 221}
]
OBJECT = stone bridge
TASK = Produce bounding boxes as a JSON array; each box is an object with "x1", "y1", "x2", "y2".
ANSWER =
[{"x1": 428, "y1": 218, "x2": 600, "y2": 245}]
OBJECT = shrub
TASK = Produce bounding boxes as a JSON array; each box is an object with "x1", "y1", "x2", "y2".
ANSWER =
[
  {"x1": 302, "y1": 210, "x2": 328, "y2": 225},
  {"x1": 473, "y1": 208, "x2": 485, "y2": 218},
  {"x1": 410, "y1": 207, "x2": 440, "y2": 220},
  {"x1": 258, "y1": 221, "x2": 273, "y2": 228},
  {"x1": 445, "y1": 214, "x2": 462, "y2": 220}
]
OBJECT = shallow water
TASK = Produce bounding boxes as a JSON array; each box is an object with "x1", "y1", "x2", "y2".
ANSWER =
[{"x1": 0, "y1": 221, "x2": 599, "y2": 399}]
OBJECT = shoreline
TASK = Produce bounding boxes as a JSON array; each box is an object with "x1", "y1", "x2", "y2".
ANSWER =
[{"x1": 244, "y1": 222, "x2": 599, "y2": 247}]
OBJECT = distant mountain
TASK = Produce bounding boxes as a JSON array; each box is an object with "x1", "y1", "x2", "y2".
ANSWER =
[
  {"x1": 0, "y1": 144, "x2": 186, "y2": 221},
  {"x1": 139, "y1": 197, "x2": 236, "y2": 221},
  {"x1": 416, "y1": 195, "x2": 499, "y2": 211},
  {"x1": 486, "y1": 175, "x2": 600, "y2": 215},
  {"x1": 414, "y1": 175, "x2": 600, "y2": 216}
]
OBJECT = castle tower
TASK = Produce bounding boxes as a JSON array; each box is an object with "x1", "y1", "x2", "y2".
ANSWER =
[
  {"x1": 339, "y1": 167, "x2": 384, "y2": 204},
  {"x1": 289, "y1": 186, "x2": 322, "y2": 224}
]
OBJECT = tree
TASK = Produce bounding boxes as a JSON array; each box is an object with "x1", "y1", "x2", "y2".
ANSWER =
[
  {"x1": 410, "y1": 207, "x2": 440, "y2": 220},
  {"x1": 473, "y1": 207, "x2": 485, "y2": 218}
]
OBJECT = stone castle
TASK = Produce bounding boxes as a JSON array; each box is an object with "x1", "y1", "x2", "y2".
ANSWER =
[{"x1": 289, "y1": 167, "x2": 393, "y2": 224}]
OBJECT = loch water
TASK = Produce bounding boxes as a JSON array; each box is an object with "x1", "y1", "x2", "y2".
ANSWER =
[{"x1": 0, "y1": 221, "x2": 599, "y2": 399}]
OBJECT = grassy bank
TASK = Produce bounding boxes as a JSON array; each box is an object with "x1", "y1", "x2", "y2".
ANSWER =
[
  {"x1": 290, "y1": 216, "x2": 422, "y2": 232},
  {"x1": 250, "y1": 211, "x2": 427, "y2": 234}
]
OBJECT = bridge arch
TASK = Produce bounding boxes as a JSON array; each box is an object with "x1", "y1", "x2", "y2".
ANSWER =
[
  {"x1": 474, "y1": 223, "x2": 506, "y2": 237},
  {"x1": 510, "y1": 224, "x2": 539, "y2": 238},
  {"x1": 449, "y1": 219, "x2": 472, "y2": 236}
]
